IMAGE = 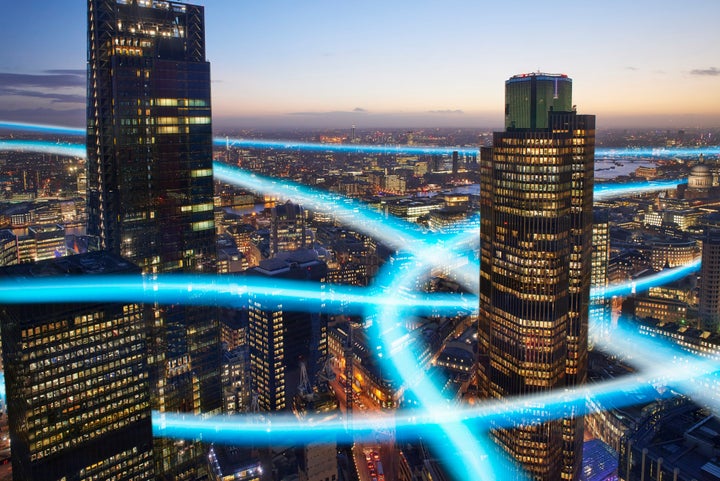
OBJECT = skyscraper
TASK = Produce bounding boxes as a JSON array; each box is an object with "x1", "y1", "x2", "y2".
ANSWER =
[
  {"x1": 699, "y1": 229, "x2": 720, "y2": 332},
  {"x1": 479, "y1": 73, "x2": 594, "y2": 481},
  {"x1": 590, "y1": 209, "x2": 611, "y2": 345},
  {"x1": 0, "y1": 252, "x2": 155, "y2": 480},
  {"x1": 87, "y1": 0, "x2": 215, "y2": 271},
  {"x1": 246, "y1": 250, "x2": 329, "y2": 412},
  {"x1": 87, "y1": 1, "x2": 220, "y2": 477}
]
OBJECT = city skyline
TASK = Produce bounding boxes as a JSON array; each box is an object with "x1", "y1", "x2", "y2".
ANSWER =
[{"x1": 1, "y1": 1, "x2": 720, "y2": 129}]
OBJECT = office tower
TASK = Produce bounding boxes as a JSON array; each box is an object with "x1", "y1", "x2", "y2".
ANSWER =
[
  {"x1": 87, "y1": 1, "x2": 220, "y2": 477},
  {"x1": 246, "y1": 250, "x2": 328, "y2": 412},
  {"x1": 271, "y1": 201, "x2": 308, "y2": 257},
  {"x1": 479, "y1": 73, "x2": 594, "y2": 481},
  {"x1": 699, "y1": 229, "x2": 720, "y2": 332},
  {"x1": 504, "y1": 73, "x2": 573, "y2": 129},
  {"x1": 0, "y1": 252, "x2": 154, "y2": 480},
  {"x1": 590, "y1": 209, "x2": 611, "y2": 344},
  {"x1": 87, "y1": 0, "x2": 215, "y2": 271}
]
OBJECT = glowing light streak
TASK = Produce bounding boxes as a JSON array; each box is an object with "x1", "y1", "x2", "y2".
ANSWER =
[
  {"x1": 594, "y1": 258, "x2": 701, "y2": 299},
  {"x1": 0, "y1": 275, "x2": 475, "y2": 317},
  {"x1": 218, "y1": 137, "x2": 480, "y2": 156},
  {"x1": 0, "y1": 139, "x2": 85, "y2": 158},
  {"x1": 3, "y1": 121, "x2": 719, "y2": 159},
  {"x1": 367, "y1": 251, "x2": 514, "y2": 480},
  {"x1": 218, "y1": 137, "x2": 720, "y2": 159},
  {"x1": 0, "y1": 121, "x2": 84, "y2": 136},
  {"x1": 593, "y1": 179, "x2": 686, "y2": 200},
  {"x1": 152, "y1": 330, "x2": 720, "y2": 445},
  {"x1": 214, "y1": 161, "x2": 482, "y2": 293},
  {"x1": 2, "y1": 123, "x2": 718, "y2": 478}
]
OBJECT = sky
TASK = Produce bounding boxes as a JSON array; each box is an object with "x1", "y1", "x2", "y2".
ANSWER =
[{"x1": 1, "y1": 1, "x2": 719, "y2": 130}]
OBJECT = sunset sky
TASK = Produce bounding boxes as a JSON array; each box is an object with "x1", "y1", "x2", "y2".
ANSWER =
[{"x1": 1, "y1": 0, "x2": 719, "y2": 129}]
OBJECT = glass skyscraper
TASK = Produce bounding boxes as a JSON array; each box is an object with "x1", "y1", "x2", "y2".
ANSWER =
[
  {"x1": 479, "y1": 73, "x2": 594, "y2": 481},
  {"x1": 505, "y1": 73, "x2": 573, "y2": 130},
  {"x1": 0, "y1": 253, "x2": 155, "y2": 480},
  {"x1": 87, "y1": 1, "x2": 220, "y2": 477}
]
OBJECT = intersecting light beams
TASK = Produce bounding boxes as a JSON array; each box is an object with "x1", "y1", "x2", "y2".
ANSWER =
[{"x1": 2, "y1": 121, "x2": 719, "y2": 480}]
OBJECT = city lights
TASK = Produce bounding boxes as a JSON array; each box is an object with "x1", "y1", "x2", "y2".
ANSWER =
[{"x1": 1, "y1": 121, "x2": 719, "y2": 481}]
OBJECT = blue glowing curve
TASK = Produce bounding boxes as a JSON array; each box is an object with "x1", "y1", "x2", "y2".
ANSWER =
[
  {"x1": 2, "y1": 121, "x2": 718, "y2": 480},
  {"x1": 153, "y1": 325, "x2": 720, "y2": 443},
  {"x1": 0, "y1": 121, "x2": 84, "y2": 137},
  {"x1": 0, "y1": 274, "x2": 475, "y2": 317},
  {"x1": 369, "y1": 247, "x2": 514, "y2": 480},
  {"x1": 2, "y1": 120, "x2": 719, "y2": 159},
  {"x1": 593, "y1": 258, "x2": 702, "y2": 298},
  {"x1": 0, "y1": 139, "x2": 86, "y2": 158},
  {"x1": 593, "y1": 179, "x2": 688, "y2": 201},
  {"x1": 214, "y1": 162, "x2": 482, "y2": 294}
]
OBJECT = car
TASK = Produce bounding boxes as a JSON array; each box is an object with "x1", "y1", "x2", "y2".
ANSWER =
[{"x1": 372, "y1": 452, "x2": 380, "y2": 461}]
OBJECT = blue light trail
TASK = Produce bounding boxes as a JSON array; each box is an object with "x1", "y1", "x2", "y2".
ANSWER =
[
  {"x1": 0, "y1": 274, "x2": 475, "y2": 317},
  {"x1": 2, "y1": 121, "x2": 718, "y2": 480},
  {"x1": 368, "y1": 246, "x2": 515, "y2": 480},
  {"x1": 592, "y1": 258, "x2": 702, "y2": 298},
  {"x1": 0, "y1": 121, "x2": 84, "y2": 137},
  {"x1": 153, "y1": 325, "x2": 720, "y2": 445},
  {"x1": 0, "y1": 139, "x2": 86, "y2": 158},
  {"x1": 593, "y1": 179, "x2": 688, "y2": 200},
  {"x1": 2, "y1": 120, "x2": 719, "y2": 159}
]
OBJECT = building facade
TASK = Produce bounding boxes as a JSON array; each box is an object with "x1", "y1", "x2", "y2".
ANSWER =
[
  {"x1": 0, "y1": 252, "x2": 155, "y2": 480},
  {"x1": 87, "y1": 1, "x2": 220, "y2": 477},
  {"x1": 246, "y1": 250, "x2": 329, "y2": 412},
  {"x1": 699, "y1": 229, "x2": 720, "y2": 332},
  {"x1": 479, "y1": 73, "x2": 594, "y2": 481},
  {"x1": 590, "y1": 209, "x2": 611, "y2": 344}
]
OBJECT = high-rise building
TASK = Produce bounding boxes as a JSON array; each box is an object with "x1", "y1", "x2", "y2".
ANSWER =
[
  {"x1": 699, "y1": 229, "x2": 720, "y2": 332},
  {"x1": 590, "y1": 209, "x2": 611, "y2": 345},
  {"x1": 0, "y1": 252, "x2": 155, "y2": 480},
  {"x1": 479, "y1": 72, "x2": 594, "y2": 481},
  {"x1": 246, "y1": 250, "x2": 328, "y2": 412},
  {"x1": 87, "y1": 0, "x2": 215, "y2": 271},
  {"x1": 87, "y1": 1, "x2": 220, "y2": 477},
  {"x1": 271, "y1": 201, "x2": 309, "y2": 257},
  {"x1": 505, "y1": 73, "x2": 573, "y2": 129}
]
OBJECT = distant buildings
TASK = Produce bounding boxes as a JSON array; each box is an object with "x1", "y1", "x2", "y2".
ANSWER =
[
  {"x1": 270, "y1": 201, "x2": 309, "y2": 256},
  {"x1": 479, "y1": 72, "x2": 594, "y2": 481}
]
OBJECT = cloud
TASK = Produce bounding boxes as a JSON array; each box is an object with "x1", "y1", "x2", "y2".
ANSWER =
[
  {"x1": 0, "y1": 88, "x2": 85, "y2": 104},
  {"x1": 289, "y1": 109, "x2": 369, "y2": 116},
  {"x1": 0, "y1": 107, "x2": 85, "y2": 126},
  {"x1": 428, "y1": 109, "x2": 464, "y2": 115},
  {"x1": 43, "y1": 69, "x2": 86, "y2": 77},
  {"x1": 0, "y1": 71, "x2": 85, "y2": 111},
  {"x1": 0, "y1": 72, "x2": 85, "y2": 89},
  {"x1": 690, "y1": 67, "x2": 720, "y2": 76},
  {"x1": 625, "y1": 66, "x2": 639, "y2": 71}
]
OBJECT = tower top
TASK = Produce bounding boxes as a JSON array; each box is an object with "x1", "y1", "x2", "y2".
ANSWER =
[{"x1": 505, "y1": 72, "x2": 573, "y2": 130}]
